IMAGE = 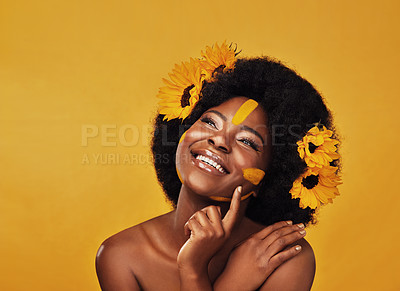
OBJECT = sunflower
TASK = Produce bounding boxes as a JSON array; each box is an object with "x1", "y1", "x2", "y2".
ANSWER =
[
  {"x1": 200, "y1": 41, "x2": 239, "y2": 80},
  {"x1": 157, "y1": 57, "x2": 204, "y2": 121},
  {"x1": 296, "y1": 124, "x2": 340, "y2": 168},
  {"x1": 157, "y1": 42, "x2": 240, "y2": 121},
  {"x1": 290, "y1": 165, "x2": 342, "y2": 209}
]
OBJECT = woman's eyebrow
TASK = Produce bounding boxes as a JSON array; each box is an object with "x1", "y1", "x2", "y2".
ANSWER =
[
  {"x1": 206, "y1": 110, "x2": 227, "y2": 121},
  {"x1": 240, "y1": 125, "x2": 265, "y2": 144},
  {"x1": 206, "y1": 110, "x2": 265, "y2": 144}
]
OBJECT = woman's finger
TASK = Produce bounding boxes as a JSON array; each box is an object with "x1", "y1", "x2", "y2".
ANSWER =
[
  {"x1": 252, "y1": 220, "x2": 293, "y2": 240},
  {"x1": 201, "y1": 206, "x2": 222, "y2": 224},
  {"x1": 200, "y1": 206, "x2": 224, "y2": 236},
  {"x1": 193, "y1": 211, "x2": 213, "y2": 228},
  {"x1": 265, "y1": 230, "x2": 306, "y2": 258},
  {"x1": 184, "y1": 218, "x2": 203, "y2": 237},
  {"x1": 261, "y1": 223, "x2": 305, "y2": 249},
  {"x1": 221, "y1": 186, "x2": 242, "y2": 235},
  {"x1": 267, "y1": 244, "x2": 302, "y2": 272}
]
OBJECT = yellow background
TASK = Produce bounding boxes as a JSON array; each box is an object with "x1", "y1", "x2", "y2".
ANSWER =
[{"x1": 1, "y1": 0, "x2": 399, "y2": 290}]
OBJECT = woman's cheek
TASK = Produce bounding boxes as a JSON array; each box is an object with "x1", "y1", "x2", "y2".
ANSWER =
[
  {"x1": 232, "y1": 154, "x2": 265, "y2": 189},
  {"x1": 175, "y1": 144, "x2": 185, "y2": 184},
  {"x1": 186, "y1": 127, "x2": 211, "y2": 141},
  {"x1": 242, "y1": 168, "x2": 265, "y2": 185}
]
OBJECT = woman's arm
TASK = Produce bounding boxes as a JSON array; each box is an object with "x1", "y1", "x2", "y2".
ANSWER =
[
  {"x1": 178, "y1": 265, "x2": 212, "y2": 291},
  {"x1": 95, "y1": 239, "x2": 141, "y2": 291},
  {"x1": 213, "y1": 222, "x2": 311, "y2": 291},
  {"x1": 178, "y1": 238, "x2": 314, "y2": 291},
  {"x1": 258, "y1": 239, "x2": 315, "y2": 291}
]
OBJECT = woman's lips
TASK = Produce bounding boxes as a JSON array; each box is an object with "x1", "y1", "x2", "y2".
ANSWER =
[
  {"x1": 191, "y1": 155, "x2": 228, "y2": 176},
  {"x1": 190, "y1": 150, "x2": 229, "y2": 176}
]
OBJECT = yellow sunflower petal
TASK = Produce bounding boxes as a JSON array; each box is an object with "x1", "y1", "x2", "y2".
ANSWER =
[
  {"x1": 200, "y1": 41, "x2": 239, "y2": 81},
  {"x1": 290, "y1": 164, "x2": 341, "y2": 209},
  {"x1": 157, "y1": 57, "x2": 204, "y2": 121}
]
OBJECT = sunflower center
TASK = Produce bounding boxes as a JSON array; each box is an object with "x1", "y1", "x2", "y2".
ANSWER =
[
  {"x1": 302, "y1": 174, "x2": 319, "y2": 189},
  {"x1": 181, "y1": 84, "x2": 194, "y2": 107},
  {"x1": 308, "y1": 142, "x2": 318, "y2": 153}
]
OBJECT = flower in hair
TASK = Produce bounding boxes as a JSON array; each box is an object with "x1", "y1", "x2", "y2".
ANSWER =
[
  {"x1": 157, "y1": 58, "x2": 203, "y2": 121},
  {"x1": 157, "y1": 41, "x2": 239, "y2": 121},
  {"x1": 200, "y1": 41, "x2": 239, "y2": 80},
  {"x1": 290, "y1": 123, "x2": 342, "y2": 209},
  {"x1": 290, "y1": 165, "x2": 342, "y2": 209},
  {"x1": 296, "y1": 124, "x2": 340, "y2": 168}
]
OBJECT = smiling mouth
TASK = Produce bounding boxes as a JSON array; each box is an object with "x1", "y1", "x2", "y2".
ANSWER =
[{"x1": 190, "y1": 151, "x2": 230, "y2": 174}]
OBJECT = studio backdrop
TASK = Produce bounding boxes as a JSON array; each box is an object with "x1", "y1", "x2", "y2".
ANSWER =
[{"x1": 1, "y1": 0, "x2": 399, "y2": 290}]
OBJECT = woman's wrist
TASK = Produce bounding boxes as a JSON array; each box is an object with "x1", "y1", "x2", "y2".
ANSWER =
[
  {"x1": 178, "y1": 262, "x2": 208, "y2": 278},
  {"x1": 213, "y1": 269, "x2": 245, "y2": 291},
  {"x1": 177, "y1": 255, "x2": 211, "y2": 274},
  {"x1": 178, "y1": 265, "x2": 212, "y2": 291}
]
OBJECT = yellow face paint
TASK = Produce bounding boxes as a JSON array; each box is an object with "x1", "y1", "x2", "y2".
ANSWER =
[
  {"x1": 179, "y1": 131, "x2": 186, "y2": 144},
  {"x1": 242, "y1": 168, "x2": 265, "y2": 185},
  {"x1": 209, "y1": 191, "x2": 255, "y2": 202},
  {"x1": 176, "y1": 167, "x2": 184, "y2": 184},
  {"x1": 231, "y1": 99, "x2": 259, "y2": 125}
]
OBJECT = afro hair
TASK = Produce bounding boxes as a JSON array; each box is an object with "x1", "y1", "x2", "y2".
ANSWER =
[{"x1": 151, "y1": 56, "x2": 342, "y2": 227}]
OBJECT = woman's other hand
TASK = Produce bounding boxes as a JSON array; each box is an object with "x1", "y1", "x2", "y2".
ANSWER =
[
  {"x1": 213, "y1": 220, "x2": 307, "y2": 291},
  {"x1": 177, "y1": 186, "x2": 243, "y2": 273}
]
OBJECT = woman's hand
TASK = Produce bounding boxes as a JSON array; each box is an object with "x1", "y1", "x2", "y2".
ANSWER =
[
  {"x1": 213, "y1": 220, "x2": 307, "y2": 291},
  {"x1": 177, "y1": 186, "x2": 243, "y2": 274}
]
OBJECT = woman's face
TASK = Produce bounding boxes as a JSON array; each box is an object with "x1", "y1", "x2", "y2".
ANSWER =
[{"x1": 176, "y1": 96, "x2": 271, "y2": 199}]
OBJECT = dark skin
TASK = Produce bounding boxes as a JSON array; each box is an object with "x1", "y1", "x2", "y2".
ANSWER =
[{"x1": 96, "y1": 97, "x2": 316, "y2": 291}]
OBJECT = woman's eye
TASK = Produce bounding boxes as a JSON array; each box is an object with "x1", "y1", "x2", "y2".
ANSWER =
[
  {"x1": 201, "y1": 117, "x2": 218, "y2": 129},
  {"x1": 239, "y1": 137, "x2": 261, "y2": 152}
]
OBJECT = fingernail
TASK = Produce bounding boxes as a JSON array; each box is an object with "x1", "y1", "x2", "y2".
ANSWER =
[
  {"x1": 237, "y1": 186, "x2": 242, "y2": 193},
  {"x1": 286, "y1": 220, "x2": 293, "y2": 225},
  {"x1": 295, "y1": 245, "x2": 302, "y2": 251},
  {"x1": 297, "y1": 223, "x2": 305, "y2": 229},
  {"x1": 299, "y1": 230, "x2": 306, "y2": 235}
]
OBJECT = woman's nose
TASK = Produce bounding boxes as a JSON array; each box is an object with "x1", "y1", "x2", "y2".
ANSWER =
[{"x1": 207, "y1": 134, "x2": 231, "y2": 153}]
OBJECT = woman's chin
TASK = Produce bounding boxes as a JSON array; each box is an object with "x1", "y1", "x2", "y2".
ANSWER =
[{"x1": 183, "y1": 175, "x2": 232, "y2": 200}]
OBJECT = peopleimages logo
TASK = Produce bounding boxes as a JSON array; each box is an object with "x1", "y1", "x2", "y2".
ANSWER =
[
  {"x1": 80, "y1": 124, "x2": 156, "y2": 166},
  {"x1": 81, "y1": 124, "x2": 153, "y2": 147}
]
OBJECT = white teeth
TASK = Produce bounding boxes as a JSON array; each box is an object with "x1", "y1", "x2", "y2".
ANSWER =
[{"x1": 195, "y1": 155, "x2": 226, "y2": 173}]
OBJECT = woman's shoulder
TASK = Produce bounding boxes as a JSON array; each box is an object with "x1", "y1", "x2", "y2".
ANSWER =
[
  {"x1": 95, "y1": 212, "x2": 173, "y2": 290},
  {"x1": 96, "y1": 212, "x2": 173, "y2": 268},
  {"x1": 259, "y1": 233, "x2": 315, "y2": 291},
  {"x1": 243, "y1": 219, "x2": 315, "y2": 290},
  {"x1": 97, "y1": 225, "x2": 143, "y2": 258},
  {"x1": 258, "y1": 236, "x2": 315, "y2": 290},
  {"x1": 97, "y1": 212, "x2": 172, "y2": 258}
]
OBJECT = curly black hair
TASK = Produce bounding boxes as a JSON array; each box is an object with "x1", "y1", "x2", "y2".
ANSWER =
[{"x1": 151, "y1": 56, "x2": 342, "y2": 227}]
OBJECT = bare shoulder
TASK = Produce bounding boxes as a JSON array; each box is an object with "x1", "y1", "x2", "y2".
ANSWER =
[
  {"x1": 287, "y1": 237, "x2": 316, "y2": 275},
  {"x1": 95, "y1": 213, "x2": 171, "y2": 291},
  {"x1": 296, "y1": 238, "x2": 315, "y2": 261},
  {"x1": 96, "y1": 211, "x2": 172, "y2": 260},
  {"x1": 259, "y1": 237, "x2": 316, "y2": 291}
]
